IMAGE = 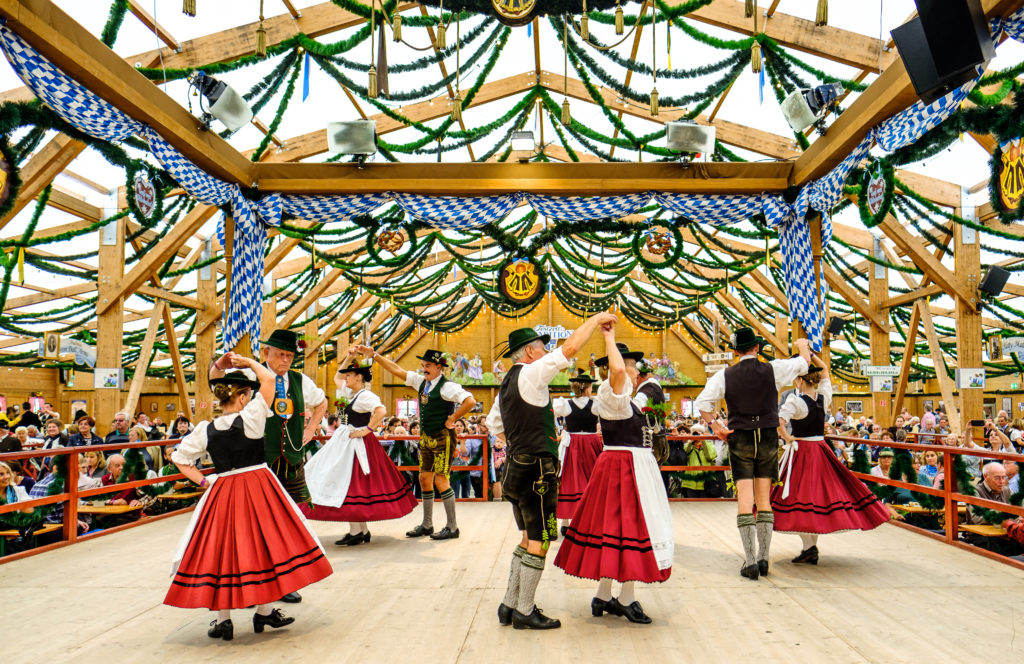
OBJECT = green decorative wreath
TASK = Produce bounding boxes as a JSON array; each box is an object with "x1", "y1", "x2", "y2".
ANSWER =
[
  {"x1": 856, "y1": 159, "x2": 894, "y2": 229},
  {"x1": 0, "y1": 138, "x2": 23, "y2": 222},
  {"x1": 365, "y1": 222, "x2": 418, "y2": 267},
  {"x1": 988, "y1": 139, "x2": 1024, "y2": 225},
  {"x1": 124, "y1": 159, "x2": 166, "y2": 227},
  {"x1": 632, "y1": 222, "x2": 683, "y2": 268}
]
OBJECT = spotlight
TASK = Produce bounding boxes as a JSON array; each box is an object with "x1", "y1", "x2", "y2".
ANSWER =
[
  {"x1": 666, "y1": 120, "x2": 715, "y2": 163},
  {"x1": 781, "y1": 82, "x2": 844, "y2": 134},
  {"x1": 187, "y1": 71, "x2": 253, "y2": 133},
  {"x1": 326, "y1": 120, "x2": 377, "y2": 166},
  {"x1": 511, "y1": 131, "x2": 536, "y2": 163}
]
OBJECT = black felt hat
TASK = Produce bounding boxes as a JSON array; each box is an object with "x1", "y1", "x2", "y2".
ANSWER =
[
  {"x1": 595, "y1": 342, "x2": 645, "y2": 367},
  {"x1": 568, "y1": 368, "x2": 595, "y2": 384},
  {"x1": 263, "y1": 329, "x2": 300, "y2": 354},
  {"x1": 790, "y1": 353, "x2": 822, "y2": 377},
  {"x1": 729, "y1": 327, "x2": 766, "y2": 352},
  {"x1": 338, "y1": 359, "x2": 373, "y2": 380},
  {"x1": 416, "y1": 349, "x2": 448, "y2": 366},
  {"x1": 210, "y1": 370, "x2": 260, "y2": 392},
  {"x1": 500, "y1": 328, "x2": 551, "y2": 358}
]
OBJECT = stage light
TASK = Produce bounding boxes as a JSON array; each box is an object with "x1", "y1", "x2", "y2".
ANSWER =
[
  {"x1": 511, "y1": 131, "x2": 536, "y2": 163},
  {"x1": 666, "y1": 121, "x2": 716, "y2": 157},
  {"x1": 187, "y1": 71, "x2": 253, "y2": 133},
  {"x1": 781, "y1": 82, "x2": 844, "y2": 134},
  {"x1": 327, "y1": 121, "x2": 378, "y2": 164}
]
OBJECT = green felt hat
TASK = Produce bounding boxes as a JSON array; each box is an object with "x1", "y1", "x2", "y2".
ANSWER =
[
  {"x1": 729, "y1": 327, "x2": 766, "y2": 352},
  {"x1": 263, "y1": 329, "x2": 299, "y2": 354},
  {"x1": 500, "y1": 328, "x2": 551, "y2": 358}
]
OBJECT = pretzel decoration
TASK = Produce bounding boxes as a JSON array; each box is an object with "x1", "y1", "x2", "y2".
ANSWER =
[
  {"x1": 377, "y1": 229, "x2": 406, "y2": 253},
  {"x1": 645, "y1": 231, "x2": 673, "y2": 256}
]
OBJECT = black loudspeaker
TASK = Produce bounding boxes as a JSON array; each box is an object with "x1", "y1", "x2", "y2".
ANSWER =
[
  {"x1": 891, "y1": 0, "x2": 995, "y2": 105},
  {"x1": 827, "y1": 317, "x2": 847, "y2": 335},
  {"x1": 979, "y1": 265, "x2": 1010, "y2": 297}
]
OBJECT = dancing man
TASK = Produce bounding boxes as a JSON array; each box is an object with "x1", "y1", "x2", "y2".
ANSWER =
[
  {"x1": 209, "y1": 328, "x2": 327, "y2": 603},
  {"x1": 357, "y1": 345, "x2": 476, "y2": 540},
  {"x1": 487, "y1": 312, "x2": 616, "y2": 630},
  {"x1": 694, "y1": 328, "x2": 810, "y2": 580}
]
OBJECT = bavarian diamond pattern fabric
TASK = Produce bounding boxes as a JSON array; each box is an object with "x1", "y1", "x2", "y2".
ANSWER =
[
  {"x1": 282, "y1": 193, "x2": 390, "y2": 221},
  {"x1": 396, "y1": 193, "x2": 522, "y2": 229},
  {"x1": 0, "y1": 26, "x2": 141, "y2": 143},
  {"x1": 655, "y1": 194, "x2": 761, "y2": 225},
  {"x1": 526, "y1": 192, "x2": 651, "y2": 221}
]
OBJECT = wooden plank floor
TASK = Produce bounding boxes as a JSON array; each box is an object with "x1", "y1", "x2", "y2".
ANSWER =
[{"x1": 2, "y1": 501, "x2": 1023, "y2": 663}]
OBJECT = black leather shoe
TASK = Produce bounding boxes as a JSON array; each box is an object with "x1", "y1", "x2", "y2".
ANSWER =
[
  {"x1": 498, "y1": 603, "x2": 514, "y2": 626},
  {"x1": 347, "y1": 531, "x2": 370, "y2": 546},
  {"x1": 512, "y1": 607, "x2": 561, "y2": 630},
  {"x1": 335, "y1": 533, "x2": 357, "y2": 546},
  {"x1": 208, "y1": 619, "x2": 233, "y2": 641},
  {"x1": 758, "y1": 559, "x2": 769, "y2": 577},
  {"x1": 429, "y1": 527, "x2": 460, "y2": 540},
  {"x1": 740, "y1": 563, "x2": 760, "y2": 580},
  {"x1": 591, "y1": 597, "x2": 624, "y2": 617},
  {"x1": 279, "y1": 591, "x2": 302, "y2": 603},
  {"x1": 560, "y1": 525, "x2": 568, "y2": 537},
  {"x1": 620, "y1": 600, "x2": 653, "y2": 624},
  {"x1": 791, "y1": 545, "x2": 819, "y2": 565},
  {"x1": 406, "y1": 524, "x2": 434, "y2": 538},
  {"x1": 253, "y1": 608, "x2": 295, "y2": 633}
]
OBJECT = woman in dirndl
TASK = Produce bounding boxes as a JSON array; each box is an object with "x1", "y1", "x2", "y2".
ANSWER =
[
  {"x1": 552, "y1": 369, "x2": 603, "y2": 534},
  {"x1": 164, "y1": 354, "x2": 332, "y2": 641},
  {"x1": 771, "y1": 354, "x2": 890, "y2": 565},
  {"x1": 554, "y1": 329, "x2": 673, "y2": 625},
  {"x1": 301, "y1": 349, "x2": 417, "y2": 545}
]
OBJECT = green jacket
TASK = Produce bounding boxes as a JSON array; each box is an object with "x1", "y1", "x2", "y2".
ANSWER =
[{"x1": 680, "y1": 440, "x2": 718, "y2": 491}]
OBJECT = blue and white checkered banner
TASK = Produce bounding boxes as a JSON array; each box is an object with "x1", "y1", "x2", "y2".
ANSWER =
[
  {"x1": 281, "y1": 193, "x2": 390, "y2": 221},
  {"x1": 526, "y1": 192, "x2": 651, "y2": 221},
  {"x1": 995, "y1": 8, "x2": 1024, "y2": 42},
  {"x1": 655, "y1": 194, "x2": 761, "y2": 225},
  {"x1": 395, "y1": 192, "x2": 522, "y2": 229}
]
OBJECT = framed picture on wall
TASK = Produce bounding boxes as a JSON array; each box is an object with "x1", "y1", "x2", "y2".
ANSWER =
[
  {"x1": 150, "y1": 402, "x2": 158, "y2": 413},
  {"x1": 1004, "y1": 397, "x2": 1013, "y2": 414},
  {"x1": 0, "y1": 395, "x2": 6, "y2": 412},
  {"x1": 43, "y1": 331, "x2": 60, "y2": 359},
  {"x1": 70, "y1": 399, "x2": 87, "y2": 420},
  {"x1": 923, "y1": 399, "x2": 934, "y2": 411},
  {"x1": 166, "y1": 402, "x2": 176, "y2": 411},
  {"x1": 395, "y1": 398, "x2": 418, "y2": 419},
  {"x1": 846, "y1": 400, "x2": 863, "y2": 414},
  {"x1": 28, "y1": 396, "x2": 44, "y2": 412}
]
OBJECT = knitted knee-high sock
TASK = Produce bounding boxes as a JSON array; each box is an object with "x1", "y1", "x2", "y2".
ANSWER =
[
  {"x1": 737, "y1": 513, "x2": 757, "y2": 567},
  {"x1": 421, "y1": 490, "x2": 434, "y2": 527},
  {"x1": 502, "y1": 545, "x2": 526, "y2": 608},
  {"x1": 756, "y1": 510, "x2": 774, "y2": 562},
  {"x1": 516, "y1": 553, "x2": 546, "y2": 615},
  {"x1": 618, "y1": 581, "x2": 636, "y2": 605},
  {"x1": 596, "y1": 578, "x2": 613, "y2": 601},
  {"x1": 440, "y1": 487, "x2": 457, "y2": 530}
]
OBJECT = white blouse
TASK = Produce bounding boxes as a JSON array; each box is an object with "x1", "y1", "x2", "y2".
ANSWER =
[
  {"x1": 778, "y1": 377, "x2": 834, "y2": 423},
  {"x1": 592, "y1": 377, "x2": 635, "y2": 421},
  {"x1": 171, "y1": 393, "x2": 272, "y2": 466},
  {"x1": 339, "y1": 386, "x2": 384, "y2": 414}
]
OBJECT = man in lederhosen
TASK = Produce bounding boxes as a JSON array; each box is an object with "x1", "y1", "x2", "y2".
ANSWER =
[
  {"x1": 210, "y1": 328, "x2": 328, "y2": 603},
  {"x1": 358, "y1": 346, "x2": 476, "y2": 540},
  {"x1": 694, "y1": 327, "x2": 809, "y2": 580},
  {"x1": 486, "y1": 312, "x2": 616, "y2": 630}
]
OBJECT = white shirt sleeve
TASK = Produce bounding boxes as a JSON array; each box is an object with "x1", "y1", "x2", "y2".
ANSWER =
[
  {"x1": 778, "y1": 393, "x2": 809, "y2": 423},
  {"x1": 172, "y1": 421, "x2": 211, "y2": 466},
  {"x1": 13, "y1": 485, "x2": 29, "y2": 502},
  {"x1": 592, "y1": 377, "x2": 634, "y2": 421},
  {"x1": 770, "y1": 356, "x2": 809, "y2": 390},
  {"x1": 819, "y1": 377, "x2": 833, "y2": 412},
  {"x1": 517, "y1": 348, "x2": 571, "y2": 407},
  {"x1": 632, "y1": 391, "x2": 650, "y2": 410},
  {"x1": 239, "y1": 392, "x2": 273, "y2": 439},
  {"x1": 693, "y1": 368, "x2": 727, "y2": 415},
  {"x1": 485, "y1": 396, "x2": 504, "y2": 435},
  {"x1": 440, "y1": 380, "x2": 473, "y2": 406},
  {"x1": 352, "y1": 389, "x2": 384, "y2": 414},
  {"x1": 405, "y1": 371, "x2": 426, "y2": 392},
  {"x1": 552, "y1": 397, "x2": 571, "y2": 418},
  {"x1": 300, "y1": 373, "x2": 326, "y2": 408}
]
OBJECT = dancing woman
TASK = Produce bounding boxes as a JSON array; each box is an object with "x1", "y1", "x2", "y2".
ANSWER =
[
  {"x1": 554, "y1": 331, "x2": 674, "y2": 625},
  {"x1": 770, "y1": 355, "x2": 890, "y2": 565},
  {"x1": 164, "y1": 355, "x2": 332, "y2": 641},
  {"x1": 552, "y1": 369, "x2": 602, "y2": 534},
  {"x1": 301, "y1": 350, "x2": 418, "y2": 544}
]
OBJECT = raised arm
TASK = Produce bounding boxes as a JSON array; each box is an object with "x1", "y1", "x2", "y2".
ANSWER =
[
  {"x1": 603, "y1": 325, "x2": 626, "y2": 395},
  {"x1": 560, "y1": 311, "x2": 618, "y2": 360},
  {"x1": 354, "y1": 344, "x2": 409, "y2": 382},
  {"x1": 230, "y1": 355, "x2": 277, "y2": 405}
]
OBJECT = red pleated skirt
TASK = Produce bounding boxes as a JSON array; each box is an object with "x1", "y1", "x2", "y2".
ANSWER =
[
  {"x1": 301, "y1": 432, "x2": 418, "y2": 522},
  {"x1": 554, "y1": 450, "x2": 671, "y2": 583},
  {"x1": 164, "y1": 466, "x2": 332, "y2": 610},
  {"x1": 557, "y1": 433, "x2": 604, "y2": 519},
  {"x1": 771, "y1": 440, "x2": 891, "y2": 534}
]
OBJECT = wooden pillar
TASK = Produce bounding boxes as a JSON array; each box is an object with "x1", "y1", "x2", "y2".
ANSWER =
[
  {"x1": 956, "y1": 188, "x2": 983, "y2": 429},
  {"x1": 488, "y1": 308, "x2": 496, "y2": 375},
  {"x1": 304, "y1": 303, "x2": 319, "y2": 380},
  {"x1": 194, "y1": 237, "x2": 216, "y2": 422},
  {"x1": 775, "y1": 314, "x2": 789, "y2": 351},
  {"x1": 869, "y1": 235, "x2": 892, "y2": 425},
  {"x1": 96, "y1": 217, "x2": 125, "y2": 436}
]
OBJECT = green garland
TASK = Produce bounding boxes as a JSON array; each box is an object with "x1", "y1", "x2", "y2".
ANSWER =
[
  {"x1": 118, "y1": 448, "x2": 172, "y2": 498},
  {"x1": 100, "y1": 0, "x2": 130, "y2": 48},
  {"x1": 0, "y1": 454, "x2": 66, "y2": 529},
  {"x1": 124, "y1": 159, "x2": 168, "y2": 227},
  {"x1": 855, "y1": 159, "x2": 895, "y2": 229},
  {"x1": 0, "y1": 138, "x2": 23, "y2": 222}
]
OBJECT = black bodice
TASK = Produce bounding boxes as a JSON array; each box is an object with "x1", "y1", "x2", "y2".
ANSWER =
[
  {"x1": 599, "y1": 400, "x2": 647, "y2": 449},
  {"x1": 564, "y1": 398, "x2": 599, "y2": 433},
  {"x1": 206, "y1": 416, "x2": 266, "y2": 473},
  {"x1": 343, "y1": 390, "x2": 373, "y2": 428},
  {"x1": 790, "y1": 393, "x2": 826, "y2": 439}
]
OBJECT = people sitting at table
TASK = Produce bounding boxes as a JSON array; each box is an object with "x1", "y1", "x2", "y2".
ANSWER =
[
  {"x1": 7, "y1": 460, "x2": 34, "y2": 492},
  {"x1": 68, "y1": 416, "x2": 100, "y2": 447},
  {"x1": 29, "y1": 470, "x2": 90, "y2": 540},
  {"x1": 100, "y1": 454, "x2": 142, "y2": 508},
  {"x1": 81, "y1": 450, "x2": 106, "y2": 487},
  {"x1": 919, "y1": 450, "x2": 940, "y2": 486},
  {"x1": 967, "y1": 462, "x2": 1012, "y2": 526},
  {"x1": 870, "y1": 449, "x2": 894, "y2": 478},
  {"x1": 125, "y1": 426, "x2": 162, "y2": 472},
  {"x1": 0, "y1": 461, "x2": 32, "y2": 512},
  {"x1": 0, "y1": 422, "x2": 19, "y2": 452}
]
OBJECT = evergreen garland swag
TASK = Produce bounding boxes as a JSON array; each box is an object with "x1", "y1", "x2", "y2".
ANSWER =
[{"x1": 855, "y1": 158, "x2": 894, "y2": 229}]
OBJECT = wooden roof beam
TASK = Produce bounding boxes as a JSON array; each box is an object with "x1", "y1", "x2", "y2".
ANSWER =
[
  {"x1": 0, "y1": 134, "x2": 85, "y2": 233},
  {"x1": 126, "y1": 0, "x2": 180, "y2": 52}
]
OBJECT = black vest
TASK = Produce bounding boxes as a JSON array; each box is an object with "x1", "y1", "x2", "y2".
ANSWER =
[
  {"x1": 565, "y1": 399, "x2": 599, "y2": 433},
  {"x1": 420, "y1": 376, "x2": 456, "y2": 436},
  {"x1": 499, "y1": 364, "x2": 557, "y2": 456},
  {"x1": 637, "y1": 380, "x2": 665, "y2": 406},
  {"x1": 723, "y1": 359, "x2": 779, "y2": 430},
  {"x1": 599, "y1": 401, "x2": 647, "y2": 449},
  {"x1": 207, "y1": 416, "x2": 266, "y2": 473},
  {"x1": 343, "y1": 390, "x2": 373, "y2": 428},
  {"x1": 790, "y1": 393, "x2": 825, "y2": 439}
]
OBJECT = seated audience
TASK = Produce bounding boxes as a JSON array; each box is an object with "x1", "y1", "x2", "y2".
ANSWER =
[
  {"x1": 919, "y1": 449, "x2": 940, "y2": 485},
  {"x1": 67, "y1": 416, "x2": 100, "y2": 447},
  {"x1": 0, "y1": 422, "x2": 19, "y2": 452},
  {"x1": 100, "y1": 454, "x2": 142, "y2": 507},
  {"x1": 104, "y1": 412, "x2": 131, "y2": 447},
  {"x1": 0, "y1": 461, "x2": 32, "y2": 511}
]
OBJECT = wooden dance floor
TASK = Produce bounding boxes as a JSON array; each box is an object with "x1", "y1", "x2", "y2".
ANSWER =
[{"x1": 3, "y1": 501, "x2": 1023, "y2": 663}]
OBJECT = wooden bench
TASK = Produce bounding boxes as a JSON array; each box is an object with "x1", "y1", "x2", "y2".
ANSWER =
[
  {"x1": 77, "y1": 503, "x2": 144, "y2": 515},
  {"x1": 0, "y1": 523, "x2": 61, "y2": 556},
  {"x1": 959, "y1": 524, "x2": 1008, "y2": 537},
  {"x1": 156, "y1": 491, "x2": 203, "y2": 501}
]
